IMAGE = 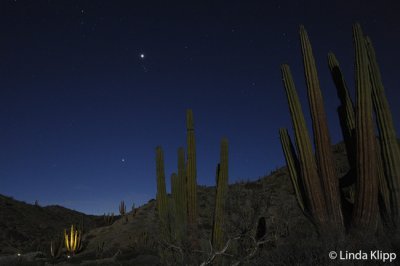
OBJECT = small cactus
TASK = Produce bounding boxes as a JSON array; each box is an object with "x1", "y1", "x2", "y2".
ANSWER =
[{"x1": 64, "y1": 224, "x2": 82, "y2": 256}]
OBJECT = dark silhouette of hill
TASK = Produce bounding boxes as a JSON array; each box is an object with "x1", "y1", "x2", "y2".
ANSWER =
[{"x1": 0, "y1": 195, "x2": 104, "y2": 255}]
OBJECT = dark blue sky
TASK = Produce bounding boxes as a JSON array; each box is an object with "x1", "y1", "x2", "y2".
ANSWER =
[{"x1": 0, "y1": 0, "x2": 399, "y2": 215}]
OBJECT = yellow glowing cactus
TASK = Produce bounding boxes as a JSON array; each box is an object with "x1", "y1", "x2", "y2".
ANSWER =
[{"x1": 64, "y1": 224, "x2": 81, "y2": 255}]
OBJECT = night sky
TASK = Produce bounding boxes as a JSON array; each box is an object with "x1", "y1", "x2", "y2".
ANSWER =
[{"x1": 1, "y1": 1, "x2": 399, "y2": 215}]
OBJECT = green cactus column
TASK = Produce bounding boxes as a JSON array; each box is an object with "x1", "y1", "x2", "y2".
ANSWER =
[
  {"x1": 186, "y1": 109, "x2": 198, "y2": 226},
  {"x1": 156, "y1": 146, "x2": 168, "y2": 232},
  {"x1": 281, "y1": 64, "x2": 328, "y2": 228},
  {"x1": 212, "y1": 138, "x2": 229, "y2": 251},
  {"x1": 299, "y1": 26, "x2": 344, "y2": 230},
  {"x1": 351, "y1": 24, "x2": 378, "y2": 232},
  {"x1": 365, "y1": 36, "x2": 400, "y2": 226},
  {"x1": 279, "y1": 128, "x2": 305, "y2": 212}
]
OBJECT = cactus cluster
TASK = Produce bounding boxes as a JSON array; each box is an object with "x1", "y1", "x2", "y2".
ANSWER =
[
  {"x1": 155, "y1": 110, "x2": 229, "y2": 255},
  {"x1": 280, "y1": 23, "x2": 399, "y2": 236},
  {"x1": 64, "y1": 224, "x2": 82, "y2": 256}
]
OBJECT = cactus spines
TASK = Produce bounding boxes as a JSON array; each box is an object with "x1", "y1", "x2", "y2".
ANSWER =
[
  {"x1": 279, "y1": 128, "x2": 305, "y2": 212},
  {"x1": 186, "y1": 109, "x2": 197, "y2": 226},
  {"x1": 365, "y1": 36, "x2": 400, "y2": 226},
  {"x1": 351, "y1": 23, "x2": 378, "y2": 231},
  {"x1": 281, "y1": 64, "x2": 328, "y2": 228},
  {"x1": 299, "y1": 26, "x2": 344, "y2": 230},
  {"x1": 156, "y1": 146, "x2": 168, "y2": 229},
  {"x1": 212, "y1": 138, "x2": 229, "y2": 251}
]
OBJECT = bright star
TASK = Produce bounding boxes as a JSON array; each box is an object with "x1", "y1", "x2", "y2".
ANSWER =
[
  {"x1": 121, "y1": 158, "x2": 126, "y2": 162},
  {"x1": 140, "y1": 53, "x2": 145, "y2": 59}
]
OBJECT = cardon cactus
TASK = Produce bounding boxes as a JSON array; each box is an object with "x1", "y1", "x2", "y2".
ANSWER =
[
  {"x1": 365, "y1": 36, "x2": 400, "y2": 227},
  {"x1": 212, "y1": 138, "x2": 229, "y2": 251},
  {"x1": 64, "y1": 224, "x2": 82, "y2": 256},
  {"x1": 280, "y1": 24, "x2": 395, "y2": 235},
  {"x1": 299, "y1": 25, "x2": 344, "y2": 231},
  {"x1": 280, "y1": 64, "x2": 328, "y2": 229},
  {"x1": 156, "y1": 146, "x2": 168, "y2": 232},
  {"x1": 279, "y1": 128, "x2": 304, "y2": 212},
  {"x1": 351, "y1": 23, "x2": 378, "y2": 232}
]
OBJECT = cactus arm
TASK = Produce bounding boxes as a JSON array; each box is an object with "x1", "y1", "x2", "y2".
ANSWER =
[
  {"x1": 279, "y1": 128, "x2": 305, "y2": 212},
  {"x1": 299, "y1": 26, "x2": 344, "y2": 229},
  {"x1": 351, "y1": 23, "x2": 378, "y2": 231},
  {"x1": 281, "y1": 64, "x2": 328, "y2": 227},
  {"x1": 365, "y1": 36, "x2": 400, "y2": 225},
  {"x1": 328, "y1": 52, "x2": 357, "y2": 168},
  {"x1": 212, "y1": 138, "x2": 229, "y2": 251}
]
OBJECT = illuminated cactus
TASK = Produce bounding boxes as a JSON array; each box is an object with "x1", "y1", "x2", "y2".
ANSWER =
[
  {"x1": 281, "y1": 64, "x2": 328, "y2": 228},
  {"x1": 299, "y1": 26, "x2": 344, "y2": 230},
  {"x1": 186, "y1": 109, "x2": 197, "y2": 226},
  {"x1": 351, "y1": 23, "x2": 379, "y2": 231},
  {"x1": 212, "y1": 138, "x2": 229, "y2": 251},
  {"x1": 64, "y1": 224, "x2": 82, "y2": 256},
  {"x1": 365, "y1": 36, "x2": 400, "y2": 227}
]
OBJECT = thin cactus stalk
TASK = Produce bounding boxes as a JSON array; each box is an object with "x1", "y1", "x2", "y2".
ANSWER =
[
  {"x1": 212, "y1": 138, "x2": 229, "y2": 251},
  {"x1": 281, "y1": 64, "x2": 328, "y2": 228},
  {"x1": 119, "y1": 201, "x2": 126, "y2": 216},
  {"x1": 170, "y1": 172, "x2": 181, "y2": 240},
  {"x1": 186, "y1": 109, "x2": 197, "y2": 226},
  {"x1": 365, "y1": 36, "x2": 400, "y2": 226},
  {"x1": 156, "y1": 146, "x2": 168, "y2": 231},
  {"x1": 279, "y1": 128, "x2": 305, "y2": 212},
  {"x1": 50, "y1": 232, "x2": 64, "y2": 259},
  {"x1": 351, "y1": 23, "x2": 378, "y2": 232},
  {"x1": 300, "y1": 26, "x2": 344, "y2": 230},
  {"x1": 328, "y1": 52, "x2": 356, "y2": 168},
  {"x1": 177, "y1": 147, "x2": 187, "y2": 226}
]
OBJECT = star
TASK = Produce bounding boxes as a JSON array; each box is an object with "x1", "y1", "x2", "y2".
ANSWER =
[
  {"x1": 121, "y1": 158, "x2": 126, "y2": 163},
  {"x1": 140, "y1": 53, "x2": 145, "y2": 59}
]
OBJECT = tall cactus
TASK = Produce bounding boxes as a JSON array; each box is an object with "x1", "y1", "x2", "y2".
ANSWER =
[
  {"x1": 279, "y1": 128, "x2": 305, "y2": 212},
  {"x1": 365, "y1": 36, "x2": 400, "y2": 227},
  {"x1": 186, "y1": 109, "x2": 197, "y2": 226},
  {"x1": 177, "y1": 147, "x2": 187, "y2": 226},
  {"x1": 351, "y1": 24, "x2": 378, "y2": 232},
  {"x1": 212, "y1": 138, "x2": 229, "y2": 251},
  {"x1": 299, "y1": 26, "x2": 344, "y2": 230},
  {"x1": 156, "y1": 146, "x2": 168, "y2": 232},
  {"x1": 281, "y1": 64, "x2": 328, "y2": 228},
  {"x1": 170, "y1": 172, "x2": 182, "y2": 240}
]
